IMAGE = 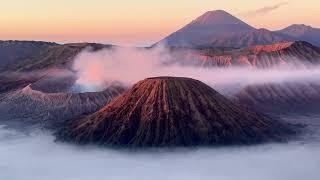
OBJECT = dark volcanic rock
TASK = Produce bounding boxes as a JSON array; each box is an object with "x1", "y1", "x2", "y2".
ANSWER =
[
  {"x1": 0, "y1": 83, "x2": 125, "y2": 129},
  {"x1": 7, "y1": 43, "x2": 112, "y2": 72},
  {"x1": 0, "y1": 40, "x2": 56, "y2": 70},
  {"x1": 0, "y1": 73, "x2": 39, "y2": 94},
  {"x1": 57, "y1": 77, "x2": 296, "y2": 147},
  {"x1": 29, "y1": 73, "x2": 77, "y2": 93},
  {"x1": 236, "y1": 82, "x2": 320, "y2": 114}
]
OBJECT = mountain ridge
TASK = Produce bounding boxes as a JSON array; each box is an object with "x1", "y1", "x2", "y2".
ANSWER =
[
  {"x1": 278, "y1": 24, "x2": 320, "y2": 46},
  {"x1": 158, "y1": 10, "x2": 255, "y2": 47},
  {"x1": 171, "y1": 41, "x2": 320, "y2": 68},
  {"x1": 56, "y1": 76, "x2": 297, "y2": 147},
  {"x1": 158, "y1": 10, "x2": 320, "y2": 48}
]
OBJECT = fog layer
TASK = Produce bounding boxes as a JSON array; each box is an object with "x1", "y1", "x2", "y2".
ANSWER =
[{"x1": 0, "y1": 121, "x2": 320, "y2": 180}]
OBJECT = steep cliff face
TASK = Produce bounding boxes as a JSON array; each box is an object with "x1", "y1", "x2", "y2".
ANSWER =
[
  {"x1": 0, "y1": 83, "x2": 124, "y2": 128},
  {"x1": 241, "y1": 41, "x2": 320, "y2": 68},
  {"x1": 57, "y1": 77, "x2": 296, "y2": 147},
  {"x1": 179, "y1": 41, "x2": 320, "y2": 68},
  {"x1": 236, "y1": 82, "x2": 320, "y2": 113}
]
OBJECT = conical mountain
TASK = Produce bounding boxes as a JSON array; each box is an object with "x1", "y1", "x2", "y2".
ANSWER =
[
  {"x1": 57, "y1": 77, "x2": 296, "y2": 147},
  {"x1": 159, "y1": 10, "x2": 255, "y2": 47},
  {"x1": 189, "y1": 10, "x2": 250, "y2": 25}
]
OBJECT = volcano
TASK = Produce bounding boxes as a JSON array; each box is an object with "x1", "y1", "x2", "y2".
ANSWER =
[
  {"x1": 0, "y1": 82, "x2": 125, "y2": 129},
  {"x1": 159, "y1": 10, "x2": 255, "y2": 47},
  {"x1": 57, "y1": 77, "x2": 296, "y2": 147},
  {"x1": 157, "y1": 10, "x2": 320, "y2": 48}
]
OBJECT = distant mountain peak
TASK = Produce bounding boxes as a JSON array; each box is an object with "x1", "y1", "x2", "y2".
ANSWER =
[
  {"x1": 277, "y1": 24, "x2": 320, "y2": 46},
  {"x1": 285, "y1": 24, "x2": 313, "y2": 32},
  {"x1": 159, "y1": 10, "x2": 255, "y2": 47},
  {"x1": 191, "y1": 10, "x2": 248, "y2": 25},
  {"x1": 158, "y1": 10, "x2": 320, "y2": 48},
  {"x1": 205, "y1": 10, "x2": 229, "y2": 14},
  {"x1": 201, "y1": 10, "x2": 233, "y2": 18},
  {"x1": 279, "y1": 24, "x2": 319, "y2": 36},
  {"x1": 289, "y1": 24, "x2": 312, "y2": 28}
]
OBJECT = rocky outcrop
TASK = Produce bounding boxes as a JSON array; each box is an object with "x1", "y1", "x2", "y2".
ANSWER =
[
  {"x1": 176, "y1": 41, "x2": 320, "y2": 68},
  {"x1": 57, "y1": 77, "x2": 296, "y2": 147},
  {"x1": 0, "y1": 83, "x2": 124, "y2": 128}
]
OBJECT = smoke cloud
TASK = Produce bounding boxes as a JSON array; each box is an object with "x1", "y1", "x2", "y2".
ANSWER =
[{"x1": 72, "y1": 45, "x2": 320, "y2": 93}]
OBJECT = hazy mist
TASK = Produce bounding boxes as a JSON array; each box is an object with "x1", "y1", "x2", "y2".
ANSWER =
[
  {"x1": 0, "y1": 124, "x2": 319, "y2": 180},
  {"x1": 72, "y1": 46, "x2": 320, "y2": 93}
]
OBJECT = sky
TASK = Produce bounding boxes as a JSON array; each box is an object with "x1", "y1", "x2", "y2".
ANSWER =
[{"x1": 0, "y1": 0, "x2": 319, "y2": 46}]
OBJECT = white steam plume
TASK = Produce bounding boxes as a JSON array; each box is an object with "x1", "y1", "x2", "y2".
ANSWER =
[{"x1": 72, "y1": 45, "x2": 320, "y2": 92}]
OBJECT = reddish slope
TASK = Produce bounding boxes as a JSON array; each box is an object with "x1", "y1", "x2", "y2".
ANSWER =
[
  {"x1": 57, "y1": 77, "x2": 296, "y2": 147},
  {"x1": 179, "y1": 41, "x2": 320, "y2": 68}
]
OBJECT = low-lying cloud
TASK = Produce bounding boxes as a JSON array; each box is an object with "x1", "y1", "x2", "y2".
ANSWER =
[
  {"x1": 72, "y1": 45, "x2": 320, "y2": 93},
  {"x1": 0, "y1": 124, "x2": 320, "y2": 180}
]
